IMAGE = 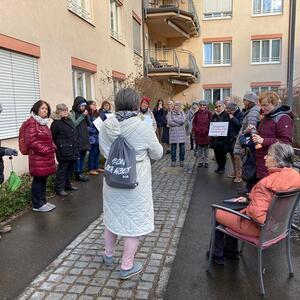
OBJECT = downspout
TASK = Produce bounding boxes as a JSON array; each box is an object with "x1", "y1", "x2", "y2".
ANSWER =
[
  {"x1": 142, "y1": 0, "x2": 146, "y2": 78},
  {"x1": 287, "y1": 0, "x2": 297, "y2": 107}
]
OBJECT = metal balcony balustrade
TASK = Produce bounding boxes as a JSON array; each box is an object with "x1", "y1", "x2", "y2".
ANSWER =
[
  {"x1": 145, "y1": 49, "x2": 200, "y2": 84},
  {"x1": 144, "y1": 0, "x2": 200, "y2": 38},
  {"x1": 68, "y1": 0, "x2": 92, "y2": 22}
]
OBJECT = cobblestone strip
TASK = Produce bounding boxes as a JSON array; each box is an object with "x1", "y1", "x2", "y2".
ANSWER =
[{"x1": 19, "y1": 150, "x2": 197, "y2": 300}]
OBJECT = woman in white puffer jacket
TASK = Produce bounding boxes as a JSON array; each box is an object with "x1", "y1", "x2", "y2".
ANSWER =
[{"x1": 99, "y1": 88, "x2": 163, "y2": 280}]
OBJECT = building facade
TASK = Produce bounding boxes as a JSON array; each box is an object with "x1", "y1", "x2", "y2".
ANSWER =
[
  {"x1": 144, "y1": 0, "x2": 300, "y2": 103},
  {"x1": 0, "y1": 0, "x2": 143, "y2": 176}
]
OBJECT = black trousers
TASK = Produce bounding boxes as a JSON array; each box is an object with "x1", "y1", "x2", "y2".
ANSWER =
[
  {"x1": 213, "y1": 222, "x2": 238, "y2": 257},
  {"x1": 32, "y1": 176, "x2": 48, "y2": 209},
  {"x1": 214, "y1": 147, "x2": 227, "y2": 170},
  {"x1": 55, "y1": 160, "x2": 76, "y2": 192}
]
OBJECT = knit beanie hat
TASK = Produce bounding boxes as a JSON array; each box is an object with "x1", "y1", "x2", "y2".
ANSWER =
[
  {"x1": 199, "y1": 100, "x2": 208, "y2": 106},
  {"x1": 141, "y1": 96, "x2": 151, "y2": 104},
  {"x1": 243, "y1": 91, "x2": 258, "y2": 104},
  {"x1": 226, "y1": 102, "x2": 238, "y2": 111}
]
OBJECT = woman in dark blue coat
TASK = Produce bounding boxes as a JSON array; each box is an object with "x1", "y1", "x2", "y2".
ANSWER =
[{"x1": 87, "y1": 101, "x2": 103, "y2": 175}]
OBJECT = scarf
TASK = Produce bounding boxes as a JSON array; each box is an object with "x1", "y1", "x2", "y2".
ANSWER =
[
  {"x1": 115, "y1": 111, "x2": 138, "y2": 122},
  {"x1": 31, "y1": 112, "x2": 49, "y2": 125},
  {"x1": 140, "y1": 107, "x2": 148, "y2": 114}
]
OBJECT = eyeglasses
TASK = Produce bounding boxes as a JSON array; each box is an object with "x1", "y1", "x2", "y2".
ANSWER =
[
  {"x1": 200, "y1": 104, "x2": 207, "y2": 107},
  {"x1": 215, "y1": 105, "x2": 222, "y2": 108}
]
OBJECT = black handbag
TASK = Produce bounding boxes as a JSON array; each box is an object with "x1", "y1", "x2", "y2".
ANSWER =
[{"x1": 241, "y1": 149, "x2": 256, "y2": 182}]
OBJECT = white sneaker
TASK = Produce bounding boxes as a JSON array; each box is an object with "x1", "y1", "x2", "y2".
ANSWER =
[
  {"x1": 32, "y1": 204, "x2": 54, "y2": 212},
  {"x1": 46, "y1": 202, "x2": 56, "y2": 209}
]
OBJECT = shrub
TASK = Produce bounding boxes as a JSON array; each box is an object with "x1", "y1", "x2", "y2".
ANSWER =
[{"x1": 0, "y1": 174, "x2": 55, "y2": 222}]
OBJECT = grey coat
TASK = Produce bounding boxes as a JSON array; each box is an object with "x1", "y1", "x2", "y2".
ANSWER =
[
  {"x1": 234, "y1": 104, "x2": 261, "y2": 154},
  {"x1": 167, "y1": 111, "x2": 186, "y2": 144}
]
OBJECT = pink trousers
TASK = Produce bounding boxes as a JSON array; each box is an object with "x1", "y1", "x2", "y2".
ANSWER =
[{"x1": 104, "y1": 227, "x2": 139, "y2": 270}]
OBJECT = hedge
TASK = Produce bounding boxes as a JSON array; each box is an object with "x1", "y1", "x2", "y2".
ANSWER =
[{"x1": 0, "y1": 175, "x2": 55, "y2": 222}]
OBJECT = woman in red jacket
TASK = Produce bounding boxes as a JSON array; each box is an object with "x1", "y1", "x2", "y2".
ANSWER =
[{"x1": 24, "y1": 100, "x2": 56, "y2": 212}]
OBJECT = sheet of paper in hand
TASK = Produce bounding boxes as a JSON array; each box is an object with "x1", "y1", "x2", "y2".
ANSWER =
[
  {"x1": 93, "y1": 117, "x2": 103, "y2": 131},
  {"x1": 105, "y1": 113, "x2": 114, "y2": 119},
  {"x1": 143, "y1": 115, "x2": 153, "y2": 126},
  {"x1": 209, "y1": 122, "x2": 229, "y2": 137}
]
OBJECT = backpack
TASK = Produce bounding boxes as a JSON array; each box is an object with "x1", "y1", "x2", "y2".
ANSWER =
[
  {"x1": 19, "y1": 121, "x2": 29, "y2": 155},
  {"x1": 104, "y1": 135, "x2": 138, "y2": 189}
]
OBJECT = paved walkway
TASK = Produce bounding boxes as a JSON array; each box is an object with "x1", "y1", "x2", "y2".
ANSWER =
[{"x1": 18, "y1": 151, "x2": 197, "y2": 300}]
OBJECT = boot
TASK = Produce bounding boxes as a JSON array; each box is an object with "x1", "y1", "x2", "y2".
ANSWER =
[{"x1": 234, "y1": 154, "x2": 242, "y2": 183}]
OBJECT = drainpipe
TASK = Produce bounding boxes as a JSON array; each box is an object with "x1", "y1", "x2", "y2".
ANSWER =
[
  {"x1": 287, "y1": 0, "x2": 297, "y2": 107},
  {"x1": 142, "y1": 0, "x2": 146, "y2": 78}
]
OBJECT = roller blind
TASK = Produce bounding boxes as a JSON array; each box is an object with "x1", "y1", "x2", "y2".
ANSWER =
[
  {"x1": 0, "y1": 48, "x2": 40, "y2": 139},
  {"x1": 204, "y1": 0, "x2": 232, "y2": 13}
]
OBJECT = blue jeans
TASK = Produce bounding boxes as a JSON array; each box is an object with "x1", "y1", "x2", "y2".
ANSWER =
[
  {"x1": 88, "y1": 144, "x2": 100, "y2": 170},
  {"x1": 75, "y1": 150, "x2": 87, "y2": 173},
  {"x1": 171, "y1": 143, "x2": 185, "y2": 162}
]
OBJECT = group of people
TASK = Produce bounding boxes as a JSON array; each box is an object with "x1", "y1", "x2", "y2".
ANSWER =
[{"x1": 0, "y1": 87, "x2": 299, "y2": 279}]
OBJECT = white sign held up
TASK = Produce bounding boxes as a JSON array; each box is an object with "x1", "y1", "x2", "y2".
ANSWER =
[{"x1": 208, "y1": 122, "x2": 229, "y2": 137}]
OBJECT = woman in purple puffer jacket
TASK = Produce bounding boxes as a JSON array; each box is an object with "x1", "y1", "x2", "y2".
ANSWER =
[{"x1": 252, "y1": 91, "x2": 293, "y2": 180}]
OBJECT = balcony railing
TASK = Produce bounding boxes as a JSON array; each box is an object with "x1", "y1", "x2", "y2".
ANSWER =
[
  {"x1": 145, "y1": 49, "x2": 200, "y2": 83},
  {"x1": 144, "y1": 0, "x2": 200, "y2": 35},
  {"x1": 68, "y1": 0, "x2": 92, "y2": 22}
]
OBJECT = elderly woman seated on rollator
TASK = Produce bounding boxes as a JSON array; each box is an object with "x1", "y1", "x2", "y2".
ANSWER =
[{"x1": 209, "y1": 142, "x2": 300, "y2": 265}]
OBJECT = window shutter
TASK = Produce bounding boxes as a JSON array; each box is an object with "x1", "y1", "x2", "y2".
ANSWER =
[
  {"x1": 0, "y1": 49, "x2": 40, "y2": 139},
  {"x1": 204, "y1": 0, "x2": 232, "y2": 13}
]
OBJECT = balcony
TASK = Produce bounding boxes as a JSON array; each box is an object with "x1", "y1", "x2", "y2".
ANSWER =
[
  {"x1": 145, "y1": 49, "x2": 200, "y2": 85},
  {"x1": 144, "y1": 0, "x2": 200, "y2": 39}
]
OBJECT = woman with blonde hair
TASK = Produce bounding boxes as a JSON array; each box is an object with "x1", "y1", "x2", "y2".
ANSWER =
[{"x1": 251, "y1": 91, "x2": 293, "y2": 180}]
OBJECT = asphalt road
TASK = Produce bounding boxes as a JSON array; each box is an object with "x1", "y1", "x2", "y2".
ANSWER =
[
  {"x1": 0, "y1": 175, "x2": 103, "y2": 300},
  {"x1": 165, "y1": 163, "x2": 300, "y2": 300}
]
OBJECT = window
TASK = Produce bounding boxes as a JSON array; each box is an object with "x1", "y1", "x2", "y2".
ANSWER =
[
  {"x1": 72, "y1": 69, "x2": 94, "y2": 99},
  {"x1": 133, "y1": 18, "x2": 141, "y2": 55},
  {"x1": 204, "y1": 88, "x2": 231, "y2": 103},
  {"x1": 110, "y1": 0, "x2": 123, "y2": 42},
  {"x1": 203, "y1": 0, "x2": 232, "y2": 19},
  {"x1": 0, "y1": 49, "x2": 40, "y2": 139},
  {"x1": 251, "y1": 39, "x2": 281, "y2": 63},
  {"x1": 251, "y1": 86, "x2": 279, "y2": 95},
  {"x1": 113, "y1": 78, "x2": 123, "y2": 97},
  {"x1": 253, "y1": 0, "x2": 283, "y2": 15},
  {"x1": 204, "y1": 42, "x2": 231, "y2": 65},
  {"x1": 68, "y1": 0, "x2": 92, "y2": 22}
]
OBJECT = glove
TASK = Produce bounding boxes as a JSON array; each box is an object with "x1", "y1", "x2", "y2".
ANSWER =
[{"x1": 4, "y1": 148, "x2": 18, "y2": 156}]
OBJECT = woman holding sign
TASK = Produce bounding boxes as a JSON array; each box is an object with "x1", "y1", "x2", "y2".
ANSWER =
[{"x1": 210, "y1": 101, "x2": 230, "y2": 174}]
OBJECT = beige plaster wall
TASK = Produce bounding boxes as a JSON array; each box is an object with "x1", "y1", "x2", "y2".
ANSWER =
[
  {"x1": 0, "y1": 0, "x2": 142, "y2": 177},
  {"x1": 174, "y1": 0, "x2": 291, "y2": 102}
]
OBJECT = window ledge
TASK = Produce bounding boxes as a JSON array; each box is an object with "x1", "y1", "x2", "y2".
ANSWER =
[
  {"x1": 251, "y1": 61, "x2": 281, "y2": 65},
  {"x1": 203, "y1": 64, "x2": 232, "y2": 67},
  {"x1": 203, "y1": 16, "x2": 232, "y2": 21},
  {"x1": 110, "y1": 35, "x2": 125, "y2": 46},
  {"x1": 68, "y1": 9, "x2": 95, "y2": 27},
  {"x1": 251, "y1": 12, "x2": 283, "y2": 17}
]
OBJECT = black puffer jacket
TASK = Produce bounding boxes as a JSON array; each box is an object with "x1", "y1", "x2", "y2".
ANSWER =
[
  {"x1": 210, "y1": 111, "x2": 230, "y2": 149},
  {"x1": 50, "y1": 113, "x2": 80, "y2": 161},
  {"x1": 0, "y1": 147, "x2": 5, "y2": 184},
  {"x1": 70, "y1": 96, "x2": 90, "y2": 151}
]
